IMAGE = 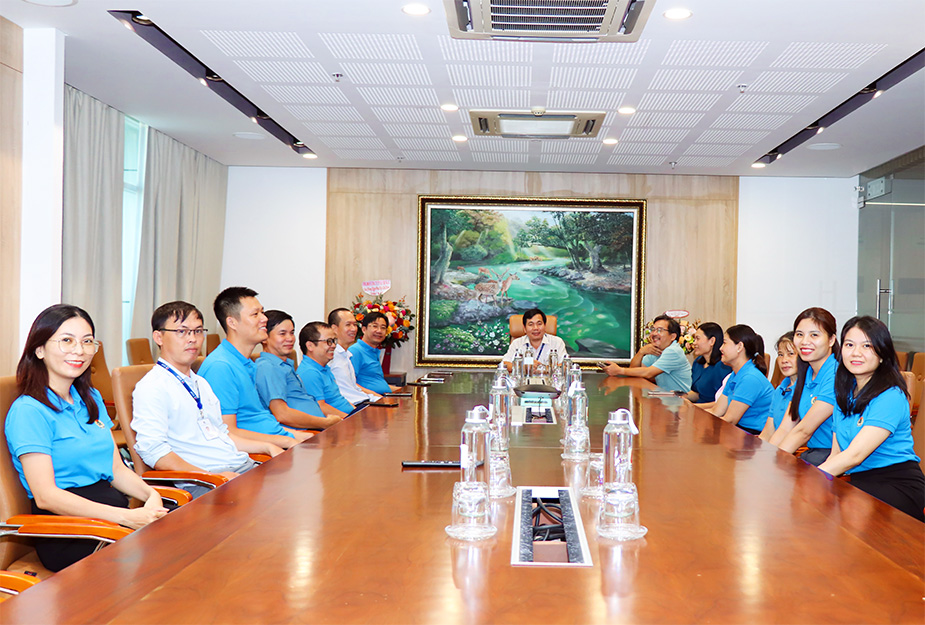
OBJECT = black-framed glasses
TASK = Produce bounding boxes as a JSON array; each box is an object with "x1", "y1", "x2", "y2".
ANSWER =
[
  {"x1": 158, "y1": 328, "x2": 208, "y2": 339},
  {"x1": 309, "y1": 338, "x2": 338, "y2": 346},
  {"x1": 49, "y1": 337, "x2": 101, "y2": 354}
]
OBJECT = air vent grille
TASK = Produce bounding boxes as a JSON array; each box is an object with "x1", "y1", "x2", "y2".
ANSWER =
[
  {"x1": 446, "y1": 0, "x2": 654, "y2": 42},
  {"x1": 469, "y1": 109, "x2": 606, "y2": 139}
]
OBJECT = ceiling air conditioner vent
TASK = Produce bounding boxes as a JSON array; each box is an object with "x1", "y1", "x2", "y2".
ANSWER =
[
  {"x1": 446, "y1": 0, "x2": 654, "y2": 42},
  {"x1": 469, "y1": 109, "x2": 605, "y2": 139}
]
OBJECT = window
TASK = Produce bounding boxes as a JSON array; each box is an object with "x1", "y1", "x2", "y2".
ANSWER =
[{"x1": 121, "y1": 117, "x2": 147, "y2": 365}]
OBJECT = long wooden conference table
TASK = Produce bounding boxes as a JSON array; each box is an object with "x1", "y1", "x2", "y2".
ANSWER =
[{"x1": 3, "y1": 373, "x2": 924, "y2": 624}]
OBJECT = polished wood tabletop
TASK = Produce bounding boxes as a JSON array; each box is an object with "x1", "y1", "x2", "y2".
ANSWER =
[{"x1": 4, "y1": 373, "x2": 923, "y2": 624}]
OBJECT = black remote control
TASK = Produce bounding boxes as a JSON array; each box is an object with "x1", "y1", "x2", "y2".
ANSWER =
[{"x1": 401, "y1": 460, "x2": 461, "y2": 469}]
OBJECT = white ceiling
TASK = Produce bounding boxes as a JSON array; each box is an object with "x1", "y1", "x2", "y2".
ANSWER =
[{"x1": 3, "y1": 0, "x2": 924, "y2": 177}]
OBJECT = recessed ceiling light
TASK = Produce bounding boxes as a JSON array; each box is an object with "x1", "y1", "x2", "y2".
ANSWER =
[
  {"x1": 602, "y1": 138, "x2": 619, "y2": 145},
  {"x1": 233, "y1": 132, "x2": 266, "y2": 140},
  {"x1": 663, "y1": 8, "x2": 693, "y2": 20},
  {"x1": 617, "y1": 106, "x2": 636, "y2": 115},
  {"x1": 751, "y1": 162, "x2": 766, "y2": 169},
  {"x1": 807, "y1": 142, "x2": 842, "y2": 151},
  {"x1": 440, "y1": 103, "x2": 459, "y2": 112},
  {"x1": 402, "y1": 3, "x2": 431, "y2": 16},
  {"x1": 452, "y1": 135, "x2": 468, "y2": 142},
  {"x1": 22, "y1": 0, "x2": 77, "y2": 6},
  {"x1": 302, "y1": 152, "x2": 319, "y2": 159}
]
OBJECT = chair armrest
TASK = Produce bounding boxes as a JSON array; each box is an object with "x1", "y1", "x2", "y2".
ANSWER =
[
  {"x1": 5, "y1": 514, "x2": 118, "y2": 528},
  {"x1": 248, "y1": 453, "x2": 271, "y2": 463},
  {"x1": 150, "y1": 486, "x2": 192, "y2": 506},
  {"x1": 0, "y1": 571, "x2": 40, "y2": 594},
  {"x1": 141, "y1": 470, "x2": 229, "y2": 488},
  {"x1": 12, "y1": 522, "x2": 132, "y2": 542}
]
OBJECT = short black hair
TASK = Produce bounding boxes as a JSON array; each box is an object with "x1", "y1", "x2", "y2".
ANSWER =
[
  {"x1": 213, "y1": 286, "x2": 258, "y2": 333},
  {"x1": 361, "y1": 311, "x2": 388, "y2": 328},
  {"x1": 265, "y1": 310, "x2": 293, "y2": 334},
  {"x1": 151, "y1": 301, "x2": 202, "y2": 333},
  {"x1": 299, "y1": 321, "x2": 330, "y2": 355},
  {"x1": 653, "y1": 314, "x2": 681, "y2": 340},
  {"x1": 522, "y1": 308, "x2": 546, "y2": 325},
  {"x1": 327, "y1": 308, "x2": 353, "y2": 326}
]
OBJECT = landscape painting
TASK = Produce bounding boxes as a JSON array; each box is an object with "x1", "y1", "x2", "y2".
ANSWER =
[{"x1": 415, "y1": 195, "x2": 646, "y2": 368}]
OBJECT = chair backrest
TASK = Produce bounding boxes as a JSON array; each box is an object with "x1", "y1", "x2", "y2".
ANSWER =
[
  {"x1": 895, "y1": 351, "x2": 909, "y2": 371},
  {"x1": 191, "y1": 356, "x2": 205, "y2": 373},
  {"x1": 912, "y1": 352, "x2": 925, "y2": 378},
  {"x1": 912, "y1": 385, "x2": 925, "y2": 475},
  {"x1": 111, "y1": 365, "x2": 155, "y2": 475},
  {"x1": 509, "y1": 314, "x2": 558, "y2": 340},
  {"x1": 126, "y1": 338, "x2": 155, "y2": 366},
  {"x1": 900, "y1": 371, "x2": 916, "y2": 413},
  {"x1": 0, "y1": 376, "x2": 33, "y2": 569},
  {"x1": 89, "y1": 341, "x2": 115, "y2": 419},
  {"x1": 205, "y1": 333, "x2": 220, "y2": 355}
]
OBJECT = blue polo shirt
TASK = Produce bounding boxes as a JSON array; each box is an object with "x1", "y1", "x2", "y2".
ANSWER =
[
  {"x1": 297, "y1": 357, "x2": 354, "y2": 413},
  {"x1": 721, "y1": 360, "x2": 773, "y2": 432},
  {"x1": 198, "y1": 340, "x2": 293, "y2": 438},
  {"x1": 691, "y1": 357, "x2": 732, "y2": 402},
  {"x1": 833, "y1": 386, "x2": 919, "y2": 473},
  {"x1": 798, "y1": 354, "x2": 837, "y2": 449},
  {"x1": 641, "y1": 341, "x2": 692, "y2": 393},
  {"x1": 770, "y1": 377, "x2": 794, "y2": 430},
  {"x1": 5, "y1": 387, "x2": 114, "y2": 499},
  {"x1": 255, "y1": 352, "x2": 325, "y2": 420},
  {"x1": 348, "y1": 340, "x2": 392, "y2": 395}
]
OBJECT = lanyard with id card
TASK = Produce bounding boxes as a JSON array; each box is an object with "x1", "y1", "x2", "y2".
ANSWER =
[{"x1": 156, "y1": 360, "x2": 219, "y2": 439}]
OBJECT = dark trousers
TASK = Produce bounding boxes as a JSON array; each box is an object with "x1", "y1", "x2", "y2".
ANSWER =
[
  {"x1": 848, "y1": 460, "x2": 925, "y2": 522},
  {"x1": 30, "y1": 480, "x2": 129, "y2": 572}
]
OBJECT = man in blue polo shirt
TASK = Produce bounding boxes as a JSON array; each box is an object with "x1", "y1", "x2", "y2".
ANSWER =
[
  {"x1": 348, "y1": 312, "x2": 399, "y2": 396},
  {"x1": 198, "y1": 287, "x2": 311, "y2": 449},
  {"x1": 297, "y1": 321, "x2": 355, "y2": 417},
  {"x1": 602, "y1": 314, "x2": 692, "y2": 393}
]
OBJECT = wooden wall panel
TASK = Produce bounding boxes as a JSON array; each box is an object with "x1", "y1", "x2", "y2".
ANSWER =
[
  {"x1": 326, "y1": 168, "x2": 738, "y2": 375},
  {"x1": 0, "y1": 17, "x2": 23, "y2": 375}
]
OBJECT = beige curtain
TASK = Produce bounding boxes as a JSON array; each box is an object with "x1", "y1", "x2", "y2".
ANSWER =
[
  {"x1": 62, "y1": 85, "x2": 124, "y2": 364},
  {"x1": 131, "y1": 128, "x2": 227, "y2": 340}
]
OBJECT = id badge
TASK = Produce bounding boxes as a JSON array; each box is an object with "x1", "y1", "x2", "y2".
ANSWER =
[{"x1": 198, "y1": 413, "x2": 219, "y2": 440}]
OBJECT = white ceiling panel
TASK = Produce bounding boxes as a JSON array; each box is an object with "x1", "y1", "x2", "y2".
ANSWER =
[
  {"x1": 541, "y1": 141, "x2": 603, "y2": 154},
  {"x1": 201, "y1": 31, "x2": 313, "y2": 58},
  {"x1": 393, "y1": 138, "x2": 460, "y2": 151},
  {"x1": 262, "y1": 85, "x2": 350, "y2": 104},
  {"x1": 676, "y1": 156, "x2": 737, "y2": 167},
  {"x1": 316, "y1": 136, "x2": 387, "y2": 150},
  {"x1": 437, "y1": 36, "x2": 532, "y2": 63},
  {"x1": 771, "y1": 42, "x2": 888, "y2": 70},
  {"x1": 627, "y1": 113, "x2": 705, "y2": 128},
  {"x1": 540, "y1": 153, "x2": 599, "y2": 165},
  {"x1": 448, "y1": 64, "x2": 532, "y2": 88},
  {"x1": 711, "y1": 113, "x2": 791, "y2": 130},
  {"x1": 373, "y1": 108, "x2": 447, "y2": 124},
  {"x1": 303, "y1": 122, "x2": 377, "y2": 136},
  {"x1": 472, "y1": 152, "x2": 530, "y2": 163},
  {"x1": 331, "y1": 149, "x2": 396, "y2": 160},
  {"x1": 695, "y1": 129, "x2": 770, "y2": 144},
  {"x1": 318, "y1": 33, "x2": 422, "y2": 60},
  {"x1": 620, "y1": 128, "x2": 691, "y2": 142},
  {"x1": 614, "y1": 142, "x2": 680, "y2": 155},
  {"x1": 607, "y1": 154, "x2": 667, "y2": 166},
  {"x1": 340, "y1": 63, "x2": 432, "y2": 86},
  {"x1": 235, "y1": 60, "x2": 332, "y2": 83},
  {"x1": 452, "y1": 89, "x2": 530, "y2": 109},
  {"x1": 383, "y1": 124, "x2": 454, "y2": 138},
  {"x1": 552, "y1": 40, "x2": 651, "y2": 65},
  {"x1": 749, "y1": 71, "x2": 849, "y2": 93},
  {"x1": 356, "y1": 87, "x2": 440, "y2": 106},
  {"x1": 662, "y1": 41, "x2": 768, "y2": 67},
  {"x1": 638, "y1": 92, "x2": 722, "y2": 112},
  {"x1": 548, "y1": 91, "x2": 624, "y2": 110},
  {"x1": 549, "y1": 67, "x2": 636, "y2": 90},
  {"x1": 284, "y1": 105, "x2": 365, "y2": 122},
  {"x1": 726, "y1": 94, "x2": 817, "y2": 114},
  {"x1": 401, "y1": 151, "x2": 462, "y2": 161},
  {"x1": 683, "y1": 144, "x2": 753, "y2": 157},
  {"x1": 649, "y1": 69, "x2": 743, "y2": 92},
  {"x1": 469, "y1": 139, "x2": 530, "y2": 152}
]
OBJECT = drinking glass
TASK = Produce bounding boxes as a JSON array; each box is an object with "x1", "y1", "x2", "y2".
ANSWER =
[
  {"x1": 446, "y1": 482, "x2": 496, "y2": 541},
  {"x1": 489, "y1": 453, "x2": 517, "y2": 499},
  {"x1": 580, "y1": 453, "x2": 605, "y2": 498},
  {"x1": 597, "y1": 484, "x2": 647, "y2": 541}
]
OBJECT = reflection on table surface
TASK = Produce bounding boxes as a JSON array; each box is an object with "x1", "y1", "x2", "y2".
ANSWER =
[{"x1": 4, "y1": 373, "x2": 923, "y2": 625}]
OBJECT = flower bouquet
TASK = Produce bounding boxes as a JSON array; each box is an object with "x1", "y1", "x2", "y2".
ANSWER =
[{"x1": 352, "y1": 294, "x2": 415, "y2": 350}]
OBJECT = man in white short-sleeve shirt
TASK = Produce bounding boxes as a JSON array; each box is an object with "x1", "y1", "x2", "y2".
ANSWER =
[{"x1": 502, "y1": 308, "x2": 568, "y2": 371}]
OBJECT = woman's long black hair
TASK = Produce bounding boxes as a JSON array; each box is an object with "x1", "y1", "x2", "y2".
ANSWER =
[
  {"x1": 17, "y1": 304, "x2": 100, "y2": 423},
  {"x1": 697, "y1": 322, "x2": 725, "y2": 367},
  {"x1": 835, "y1": 316, "x2": 908, "y2": 416},
  {"x1": 788, "y1": 307, "x2": 839, "y2": 422}
]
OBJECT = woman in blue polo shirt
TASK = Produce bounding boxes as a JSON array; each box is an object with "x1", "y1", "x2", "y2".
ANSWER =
[
  {"x1": 759, "y1": 332, "x2": 798, "y2": 441},
  {"x1": 686, "y1": 322, "x2": 732, "y2": 404},
  {"x1": 709, "y1": 324, "x2": 773, "y2": 435},
  {"x1": 4, "y1": 305, "x2": 167, "y2": 571},
  {"x1": 818, "y1": 317, "x2": 923, "y2": 521},
  {"x1": 770, "y1": 307, "x2": 840, "y2": 466}
]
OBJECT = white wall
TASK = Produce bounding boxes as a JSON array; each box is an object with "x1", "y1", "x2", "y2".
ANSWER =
[
  {"x1": 19, "y1": 28, "x2": 64, "y2": 346},
  {"x1": 221, "y1": 167, "x2": 328, "y2": 331},
  {"x1": 737, "y1": 176, "x2": 859, "y2": 359}
]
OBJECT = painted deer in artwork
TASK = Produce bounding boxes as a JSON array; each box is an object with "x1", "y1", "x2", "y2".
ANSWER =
[{"x1": 473, "y1": 270, "x2": 519, "y2": 304}]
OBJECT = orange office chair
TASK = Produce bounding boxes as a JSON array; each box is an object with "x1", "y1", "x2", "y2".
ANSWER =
[
  {"x1": 0, "y1": 570, "x2": 39, "y2": 601},
  {"x1": 111, "y1": 366, "x2": 228, "y2": 494},
  {"x1": 205, "y1": 333, "x2": 220, "y2": 355},
  {"x1": 0, "y1": 376, "x2": 134, "y2": 579},
  {"x1": 126, "y1": 338, "x2": 155, "y2": 366},
  {"x1": 509, "y1": 314, "x2": 558, "y2": 341}
]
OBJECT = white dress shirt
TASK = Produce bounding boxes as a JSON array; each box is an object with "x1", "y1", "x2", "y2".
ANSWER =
[
  {"x1": 329, "y1": 344, "x2": 380, "y2": 404},
  {"x1": 502, "y1": 333, "x2": 568, "y2": 365}
]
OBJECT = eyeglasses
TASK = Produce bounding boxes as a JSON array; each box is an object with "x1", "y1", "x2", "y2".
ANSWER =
[
  {"x1": 650, "y1": 327, "x2": 668, "y2": 335},
  {"x1": 158, "y1": 328, "x2": 208, "y2": 339},
  {"x1": 309, "y1": 338, "x2": 338, "y2": 346},
  {"x1": 50, "y1": 337, "x2": 101, "y2": 354}
]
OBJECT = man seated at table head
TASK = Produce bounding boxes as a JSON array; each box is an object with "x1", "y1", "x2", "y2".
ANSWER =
[
  {"x1": 327, "y1": 307, "x2": 382, "y2": 404},
  {"x1": 255, "y1": 310, "x2": 342, "y2": 430},
  {"x1": 348, "y1": 312, "x2": 399, "y2": 395},
  {"x1": 297, "y1": 321, "x2": 355, "y2": 417},
  {"x1": 502, "y1": 307, "x2": 569, "y2": 372},
  {"x1": 132, "y1": 301, "x2": 284, "y2": 497},
  {"x1": 198, "y1": 287, "x2": 312, "y2": 448},
  {"x1": 602, "y1": 314, "x2": 692, "y2": 393}
]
